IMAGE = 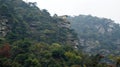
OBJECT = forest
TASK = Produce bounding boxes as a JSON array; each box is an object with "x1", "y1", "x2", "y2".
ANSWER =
[{"x1": 0, "y1": 0, "x2": 120, "y2": 67}]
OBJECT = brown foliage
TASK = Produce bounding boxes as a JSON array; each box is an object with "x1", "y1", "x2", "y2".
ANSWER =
[
  {"x1": 0, "y1": 43, "x2": 11, "y2": 58},
  {"x1": 107, "y1": 64, "x2": 116, "y2": 67}
]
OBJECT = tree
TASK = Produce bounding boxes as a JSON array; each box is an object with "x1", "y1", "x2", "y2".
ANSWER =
[
  {"x1": 0, "y1": 4, "x2": 8, "y2": 15},
  {"x1": 116, "y1": 57, "x2": 120, "y2": 67},
  {"x1": 24, "y1": 57, "x2": 41, "y2": 67},
  {"x1": 0, "y1": 43, "x2": 11, "y2": 58}
]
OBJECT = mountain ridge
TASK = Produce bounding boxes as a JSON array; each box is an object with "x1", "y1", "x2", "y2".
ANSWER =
[{"x1": 67, "y1": 15, "x2": 120, "y2": 55}]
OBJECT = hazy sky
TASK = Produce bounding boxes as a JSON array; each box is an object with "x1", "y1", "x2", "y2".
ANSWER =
[{"x1": 24, "y1": 0, "x2": 120, "y2": 23}]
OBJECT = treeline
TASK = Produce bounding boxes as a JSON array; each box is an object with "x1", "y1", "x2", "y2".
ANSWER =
[{"x1": 0, "y1": 41, "x2": 113, "y2": 67}]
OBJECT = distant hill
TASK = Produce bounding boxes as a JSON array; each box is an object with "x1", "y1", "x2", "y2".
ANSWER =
[{"x1": 68, "y1": 15, "x2": 120, "y2": 55}]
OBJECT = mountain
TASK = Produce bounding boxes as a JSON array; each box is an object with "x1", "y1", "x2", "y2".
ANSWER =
[
  {"x1": 1, "y1": 0, "x2": 120, "y2": 67},
  {"x1": 0, "y1": 0, "x2": 86, "y2": 67},
  {"x1": 68, "y1": 15, "x2": 120, "y2": 55},
  {"x1": 0, "y1": 0, "x2": 79, "y2": 47}
]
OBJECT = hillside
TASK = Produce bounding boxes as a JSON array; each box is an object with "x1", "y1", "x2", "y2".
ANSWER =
[
  {"x1": 68, "y1": 15, "x2": 120, "y2": 55},
  {"x1": 1, "y1": 0, "x2": 120, "y2": 67},
  {"x1": 0, "y1": 0, "x2": 79, "y2": 46},
  {"x1": 0, "y1": 0, "x2": 82, "y2": 66}
]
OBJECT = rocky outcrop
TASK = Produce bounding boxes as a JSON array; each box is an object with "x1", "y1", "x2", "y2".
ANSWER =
[
  {"x1": 67, "y1": 15, "x2": 120, "y2": 55},
  {"x1": 0, "y1": 16, "x2": 9, "y2": 37}
]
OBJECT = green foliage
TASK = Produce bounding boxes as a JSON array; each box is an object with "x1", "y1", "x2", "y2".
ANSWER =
[
  {"x1": 24, "y1": 57, "x2": 41, "y2": 67},
  {"x1": 0, "y1": 0, "x2": 75, "y2": 45},
  {"x1": 68, "y1": 15, "x2": 120, "y2": 55},
  {"x1": 0, "y1": 0, "x2": 119, "y2": 67}
]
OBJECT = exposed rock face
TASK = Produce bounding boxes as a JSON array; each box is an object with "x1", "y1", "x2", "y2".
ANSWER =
[
  {"x1": 58, "y1": 15, "x2": 71, "y2": 29},
  {"x1": 67, "y1": 15, "x2": 120, "y2": 55},
  {"x1": 57, "y1": 15, "x2": 79, "y2": 49},
  {"x1": 98, "y1": 27, "x2": 105, "y2": 34},
  {"x1": 0, "y1": 16, "x2": 9, "y2": 37}
]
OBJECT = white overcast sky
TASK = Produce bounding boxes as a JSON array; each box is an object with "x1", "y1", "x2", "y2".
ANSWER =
[{"x1": 23, "y1": 0, "x2": 120, "y2": 23}]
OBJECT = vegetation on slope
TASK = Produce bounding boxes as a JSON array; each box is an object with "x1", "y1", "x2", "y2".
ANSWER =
[
  {"x1": 0, "y1": 0, "x2": 120, "y2": 67},
  {"x1": 68, "y1": 15, "x2": 120, "y2": 55}
]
